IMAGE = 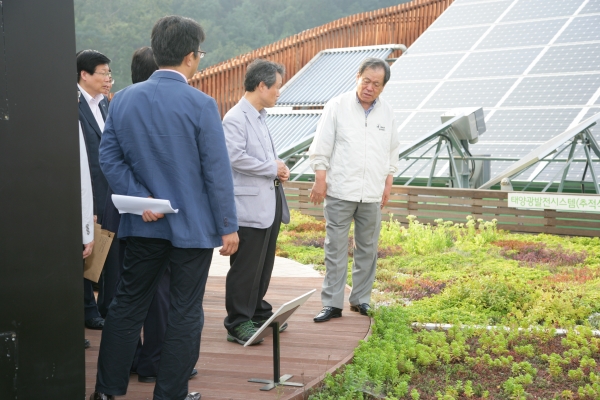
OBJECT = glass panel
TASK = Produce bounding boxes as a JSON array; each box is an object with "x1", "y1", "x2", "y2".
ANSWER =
[
  {"x1": 431, "y1": 1, "x2": 509, "y2": 29},
  {"x1": 382, "y1": 81, "x2": 440, "y2": 110},
  {"x1": 504, "y1": 75, "x2": 600, "y2": 106},
  {"x1": 423, "y1": 78, "x2": 517, "y2": 108},
  {"x1": 407, "y1": 26, "x2": 489, "y2": 54},
  {"x1": 503, "y1": 0, "x2": 582, "y2": 22},
  {"x1": 531, "y1": 43, "x2": 600, "y2": 74},
  {"x1": 398, "y1": 111, "x2": 445, "y2": 142},
  {"x1": 555, "y1": 15, "x2": 600, "y2": 44},
  {"x1": 391, "y1": 53, "x2": 465, "y2": 80},
  {"x1": 452, "y1": 48, "x2": 541, "y2": 78},
  {"x1": 483, "y1": 109, "x2": 582, "y2": 142},
  {"x1": 581, "y1": 1, "x2": 600, "y2": 14},
  {"x1": 478, "y1": 19, "x2": 565, "y2": 49}
]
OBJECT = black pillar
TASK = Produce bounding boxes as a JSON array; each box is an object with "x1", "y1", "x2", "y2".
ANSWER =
[{"x1": 0, "y1": 1, "x2": 85, "y2": 399}]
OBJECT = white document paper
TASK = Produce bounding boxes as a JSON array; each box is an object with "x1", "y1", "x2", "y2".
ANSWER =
[{"x1": 111, "y1": 194, "x2": 179, "y2": 215}]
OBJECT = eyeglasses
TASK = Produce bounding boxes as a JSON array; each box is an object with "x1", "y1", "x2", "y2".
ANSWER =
[
  {"x1": 196, "y1": 50, "x2": 207, "y2": 59},
  {"x1": 93, "y1": 70, "x2": 114, "y2": 85}
]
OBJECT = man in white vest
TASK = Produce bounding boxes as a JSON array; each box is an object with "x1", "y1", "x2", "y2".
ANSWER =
[{"x1": 308, "y1": 57, "x2": 401, "y2": 322}]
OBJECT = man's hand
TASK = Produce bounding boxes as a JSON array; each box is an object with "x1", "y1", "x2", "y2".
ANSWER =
[
  {"x1": 381, "y1": 175, "x2": 393, "y2": 209},
  {"x1": 83, "y1": 240, "x2": 94, "y2": 259},
  {"x1": 142, "y1": 210, "x2": 165, "y2": 222},
  {"x1": 220, "y1": 232, "x2": 239, "y2": 256},
  {"x1": 142, "y1": 196, "x2": 165, "y2": 222},
  {"x1": 94, "y1": 215, "x2": 97, "y2": 223},
  {"x1": 276, "y1": 160, "x2": 290, "y2": 182},
  {"x1": 310, "y1": 170, "x2": 327, "y2": 205}
]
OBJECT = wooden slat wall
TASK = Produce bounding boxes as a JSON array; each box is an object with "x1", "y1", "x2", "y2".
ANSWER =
[
  {"x1": 284, "y1": 182, "x2": 600, "y2": 237},
  {"x1": 188, "y1": 0, "x2": 453, "y2": 116}
]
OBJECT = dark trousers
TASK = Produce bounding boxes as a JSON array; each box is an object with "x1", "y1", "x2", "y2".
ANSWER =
[
  {"x1": 83, "y1": 277, "x2": 101, "y2": 320},
  {"x1": 97, "y1": 238, "x2": 125, "y2": 318},
  {"x1": 95, "y1": 237, "x2": 212, "y2": 400},
  {"x1": 97, "y1": 189, "x2": 125, "y2": 318},
  {"x1": 224, "y1": 184, "x2": 282, "y2": 332},
  {"x1": 131, "y1": 266, "x2": 171, "y2": 377}
]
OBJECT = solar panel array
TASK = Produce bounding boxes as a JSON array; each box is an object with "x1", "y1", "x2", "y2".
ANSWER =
[{"x1": 382, "y1": 0, "x2": 600, "y2": 184}]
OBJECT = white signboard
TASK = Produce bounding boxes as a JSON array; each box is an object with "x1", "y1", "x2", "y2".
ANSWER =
[{"x1": 508, "y1": 193, "x2": 600, "y2": 212}]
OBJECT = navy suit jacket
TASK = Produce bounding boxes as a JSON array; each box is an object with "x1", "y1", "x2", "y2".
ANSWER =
[
  {"x1": 99, "y1": 70, "x2": 238, "y2": 248},
  {"x1": 79, "y1": 93, "x2": 109, "y2": 220}
]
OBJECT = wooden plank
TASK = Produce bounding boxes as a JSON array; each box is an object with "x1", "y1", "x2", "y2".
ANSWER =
[
  {"x1": 398, "y1": 195, "x2": 509, "y2": 208},
  {"x1": 85, "y1": 276, "x2": 370, "y2": 399},
  {"x1": 389, "y1": 185, "x2": 508, "y2": 200}
]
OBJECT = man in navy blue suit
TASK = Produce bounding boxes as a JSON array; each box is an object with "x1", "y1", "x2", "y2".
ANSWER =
[
  {"x1": 90, "y1": 16, "x2": 239, "y2": 400},
  {"x1": 77, "y1": 49, "x2": 112, "y2": 330}
]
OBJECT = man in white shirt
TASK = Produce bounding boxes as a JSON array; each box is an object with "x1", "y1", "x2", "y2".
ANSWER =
[
  {"x1": 77, "y1": 49, "x2": 112, "y2": 330},
  {"x1": 80, "y1": 121, "x2": 94, "y2": 258},
  {"x1": 308, "y1": 58, "x2": 401, "y2": 322},
  {"x1": 79, "y1": 118, "x2": 95, "y2": 350}
]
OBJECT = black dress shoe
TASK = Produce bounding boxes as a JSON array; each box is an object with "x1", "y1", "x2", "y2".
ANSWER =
[
  {"x1": 89, "y1": 392, "x2": 114, "y2": 400},
  {"x1": 313, "y1": 306, "x2": 342, "y2": 322},
  {"x1": 139, "y1": 368, "x2": 198, "y2": 383},
  {"x1": 84, "y1": 339, "x2": 91, "y2": 349},
  {"x1": 85, "y1": 317, "x2": 105, "y2": 330},
  {"x1": 350, "y1": 303, "x2": 371, "y2": 316}
]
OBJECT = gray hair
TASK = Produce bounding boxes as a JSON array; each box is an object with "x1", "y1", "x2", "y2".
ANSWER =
[
  {"x1": 244, "y1": 59, "x2": 285, "y2": 92},
  {"x1": 358, "y1": 57, "x2": 391, "y2": 85}
]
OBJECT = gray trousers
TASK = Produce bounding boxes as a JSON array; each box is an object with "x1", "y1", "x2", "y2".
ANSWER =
[{"x1": 322, "y1": 196, "x2": 381, "y2": 309}]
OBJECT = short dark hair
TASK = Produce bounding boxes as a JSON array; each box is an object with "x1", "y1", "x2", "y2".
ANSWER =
[
  {"x1": 76, "y1": 50, "x2": 111, "y2": 83},
  {"x1": 358, "y1": 58, "x2": 391, "y2": 85},
  {"x1": 131, "y1": 47, "x2": 158, "y2": 84},
  {"x1": 244, "y1": 59, "x2": 285, "y2": 92},
  {"x1": 151, "y1": 15, "x2": 205, "y2": 67}
]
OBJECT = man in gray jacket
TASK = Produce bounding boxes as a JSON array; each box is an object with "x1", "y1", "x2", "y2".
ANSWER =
[
  {"x1": 308, "y1": 58, "x2": 401, "y2": 322},
  {"x1": 222, "y1": 59, "x2": 291, "y2": 345}
]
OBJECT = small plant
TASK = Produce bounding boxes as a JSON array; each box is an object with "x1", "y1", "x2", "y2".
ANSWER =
[
  {"x1": 281, "y1": 211, "x2": 600, "y2": 400},
  {"x1": 493, "y1": 240, "x2": 587, "y2": 269}
]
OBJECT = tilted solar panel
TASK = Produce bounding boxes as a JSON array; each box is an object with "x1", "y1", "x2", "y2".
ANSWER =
[{"x1": 381, "y1": 0, "x2": 600, "y2": 183}]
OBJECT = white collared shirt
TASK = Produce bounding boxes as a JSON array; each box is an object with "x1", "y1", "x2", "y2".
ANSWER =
[
  {"x1": 79, "y1": 122, "x2": 94, "y2": 245},
  {"x1": 78, "y1": 83, "x2": 105, "y2": 132}
]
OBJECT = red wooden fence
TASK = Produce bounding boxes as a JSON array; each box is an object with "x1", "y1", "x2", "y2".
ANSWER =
[{"x1": 188, "y1": 0, "x2": 453, "y2": 116}]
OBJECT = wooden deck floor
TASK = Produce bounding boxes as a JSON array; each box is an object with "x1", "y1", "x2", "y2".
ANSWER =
[{"x1": 85, "y1": 276, "x2": 371, "y2": 399}]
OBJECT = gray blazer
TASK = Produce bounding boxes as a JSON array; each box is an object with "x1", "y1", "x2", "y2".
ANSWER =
[{"x1": 222, "y1": 97, "x2": 290, "y2": 229}]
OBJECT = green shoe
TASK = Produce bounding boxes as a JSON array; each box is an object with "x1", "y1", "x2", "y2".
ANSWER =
[
  {"x1": 252, "y1": 320, "x2": 288, "y2": 333},
  {"x1": 227, "y1": 320, "x2": 264, "y2": 345}
]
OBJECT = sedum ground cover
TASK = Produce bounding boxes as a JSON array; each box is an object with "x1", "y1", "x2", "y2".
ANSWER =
[{"x1": 277, "y1": 210, "x2": 600, "y2": 399}]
